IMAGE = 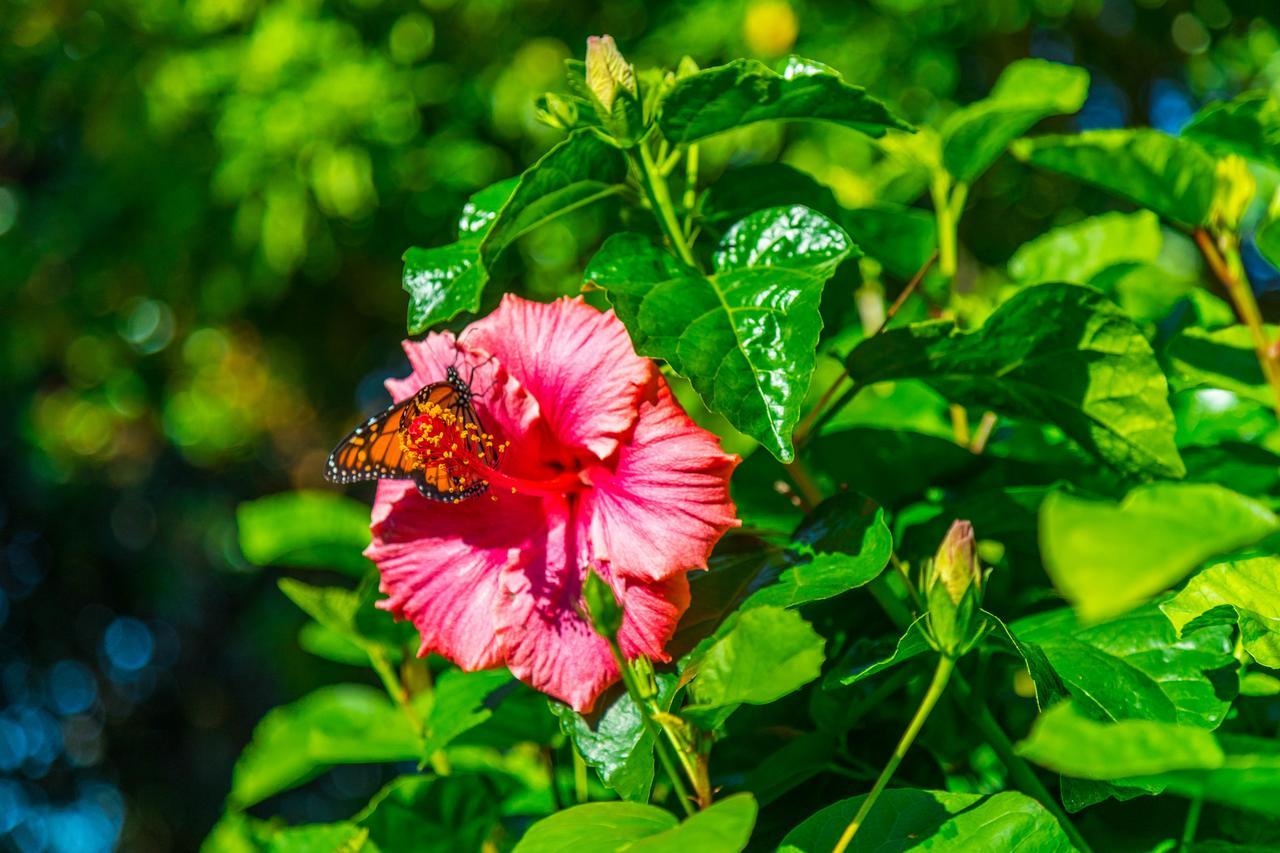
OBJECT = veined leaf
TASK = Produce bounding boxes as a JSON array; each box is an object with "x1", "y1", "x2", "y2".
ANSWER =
[
  {"x1": 420, "y1": 668, "x2": 513, "y2": 754},
  {"x1": 682, "y1": 605, "x2": 825, "y2": 727},
  {"x1": 550, "y1": 674, "x2": 678, "y2": 803},
  {"x1": 700, "y1": 163, "x2": 841, "y2": 235},
  {"x1": 402, "y1": 178, "x2": 518, "y2": 334},
  {"x1": 740, "y1": 494, "x2": 893, "y2": 611},
  {"x1": 1013, "y1": 129, "x2": 1216, "y2": 227},
  {"x1": 1168, "y1": 325, "x2": 1278, "y2": 407},
  {"x1": 658, "y1": 55, "x2": 911, "y2": 143},
  {"x1": 1007, "y1": 211, "x2": 1162, "y2": 286},
  {"x1": 237, "y1": 491, "x2": 371, "y2": 576},
  {"x1": 845, "y1": 283, "x2": 1184, "y2": 478},
  {"x1": 480, "y1": 130, "x2": 627, "y2": 269},
  {"x1": 942, "y1": 58, "x2": 1089, "y2": 183},
  {"x1": 513, "y1": 795, "x2": 757, "y2": 853},
  {"x1": 1039, "y1": 483, "x2": 1279, "y2": 621},
  {"x1": 1163, "y1": 557, "x2": 1280, "y2": 668},
  {"x1": 229, "y1": 685, "x2": 422, "y2": 809},
  {"x1": 781, "y1": 789, "x2": 1075, "y2": 852},
  {"x1": 1183, "y1": 91, "x2": 1280, "y2": 170},
  {"x1": 586, "y1": 205, "x2": 856, "y2": 461}
]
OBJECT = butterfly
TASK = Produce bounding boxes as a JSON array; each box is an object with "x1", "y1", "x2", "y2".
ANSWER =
[{"x1": 324, "y1": 365, "x2": 500, "y2": 503}]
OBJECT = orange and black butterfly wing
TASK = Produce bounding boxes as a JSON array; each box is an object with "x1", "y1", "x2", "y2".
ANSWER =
[{"x1": 324, "y1": 397, "x2": 417, "y2": 485}]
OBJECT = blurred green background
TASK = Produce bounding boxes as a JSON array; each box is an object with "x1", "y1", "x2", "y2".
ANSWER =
[{"x1": 4, "y1": 0, "x2": 1280, "y2": 848}]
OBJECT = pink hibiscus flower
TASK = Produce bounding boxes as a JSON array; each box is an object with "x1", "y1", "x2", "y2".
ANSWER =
[{"x1": 366, "y1": 295, "x2": 740, "y2": 711}]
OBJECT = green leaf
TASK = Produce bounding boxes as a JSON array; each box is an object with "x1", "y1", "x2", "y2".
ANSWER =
[
  {"x1": 1163, "y1": 557, "x2": 1280, "y2": 668},
  {"x1": 229, "y1": 685, "x2": 422, "y2": 809},
  {"x1": 587, "y1": 205, "x2": 855, "y2": 461},
  {"x1": 1168, "y1": 325, "x2": 1278, "y2": 408},
  {"x1": 279, "y1": 575, "x2": 417, "y2": 660},
  {"x1": 550, "y1": 674, "x2": 677, "y2": 802},
  {"x1": 1018, "y1": 703, "x2": 1280, "y2": 818},
  {"x1": 845, "y1": 283, "x2": 1184, "y2": 478},
  {"x1": 942, "y1": 58, "x2": 1089, "y2": 183},
  {"x1": 739, "y1": 495, "x2": 893, "y2": 610},
  {"x1": 480, "y1": 130, "x2": 627, "y2": 269},
  {"x1": 237, "y1": 491, "x2": 371, "y2": 576},
  {"x1": 781, "y1": 789, "x2": 1076, "y2": 852},
  {"x1": 809, "y1": 427, "x2": 975, "y2": 507},
  {"x1": 700, "y1": 164, "x2": 841, "y2": 235},
  {"x1": 658, "y1": 55, "x2": 910, "y2": 144},
  {"x1": 1018, "y1": 702, "x2": 1225, "y2": 780},
  {"x1": 1007, "y1": 211, "x2": 1162, "y2": 286},
  {"x1": 514, "y1": 795, "x2": 757, "y2": 853},
  {"x1": 1039, "y1": 483, "x2": 1279, "y2": 621},
  {"x1": 841, "y1": 204, "x2": 937, "y2": 280},
  {"x1": 512, "y1": 802, "x2": 677, "y2": 852},
  {"x1": 683, "y1": 606, "x2": 825, "y2": 726},
  {"x1": 402, "y1": 178, "x2": 518, "y2": 334},
  {"x1": 1013, "y1": 129, "x2": 1217, "y2": 227},
  {"x1": 1183, "y1": 91, "x2": 1280, "y2": 170},
  {"x1": 420, "y1": 668, "x2": 514, "y2": 754},
  {"x1": 1257, "y1": 217, "x2": 1280, "y2": 269},
  {"x1": 825, "y1": 616, "x2": 931, "y2": 687},
  {"x1": 355, "y1": 774, "x2": 499, "y2": 852}
]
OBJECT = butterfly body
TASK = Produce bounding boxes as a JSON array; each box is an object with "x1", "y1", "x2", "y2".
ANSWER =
[{"x1": 325, "y1": 366, "x2": 498, "y2": 503}]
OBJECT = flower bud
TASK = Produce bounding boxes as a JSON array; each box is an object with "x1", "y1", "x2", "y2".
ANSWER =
[
  {"x1": 585, "y1": 35, "x2": 636, "y2": 114},
  {"x1": 583, "y1": 568, "x2": 624, "y2": 640},
  {"x1": 535, "y1": 92, "x2": 579, "y2": 131},
  {"x1": 923, "y1": 520, "x2": 988, "y2": 658},
  {"x1": 1210, "y1": 154, "x2": 1256, "y2": 234}
]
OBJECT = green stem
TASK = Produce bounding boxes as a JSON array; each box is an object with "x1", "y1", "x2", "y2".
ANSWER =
[
  {"x1": 1179, "y1": 796, "x2": 1203, "y2": 852},
  {"x1": 950, "y1": 672, "x2": 1092, "y2": 853},
  {"x1": 370, "y1": 649, "x2": 451, "y2": 776},
  {"x1": 636, "y1": 144, "x2": 699, "y2": 268},
  {"x1": 832, "y1": 655, "x2": 955, "y2": 853},
  {"x1": 931, "y1": 173, "x2": 957, "y2": 280},
  {"x1": 608, "y1": 641, "x2": 697, "y2": 816},
  {"x1": 683, "y1": 144, "x2": 699, "y2": 237},
  {"x1": 572, "y1": 744, "x2": 590, "y2": 804}
]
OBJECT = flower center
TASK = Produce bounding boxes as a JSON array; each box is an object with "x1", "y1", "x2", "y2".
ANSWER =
[{"x1": 401, "y1": 402, "x2": 586, "y2": 499}]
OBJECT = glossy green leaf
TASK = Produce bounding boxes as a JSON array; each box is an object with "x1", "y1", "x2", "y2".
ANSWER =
[
  {"x1": 513, "y1": 795, "x2": 757, "y2": 853},
  {"x1": 587, "y1": 205, "x2": 855, "y2": 461},
  {"x1": 841, "y1": 204, "x2": 937, "y2": 280},
  {"x1": 1013, "y1": 129, "x2": 1216, "y2": 227},
  {"x1": 229, "y1": 685, "x2": 422, "y2": 809},
  {"x1": 1011, "y1": 605, "x2": 1237, "y2": 730},
  {"x1": 781, "y1": 789, "x2": 1075, "y2": 852},
  {"x1": 355, "y1": 774, "x2": 499, "y2": 852},
  {"x1": 480, "y1": 130, "x2": 626, "y2": 268},
  {"x1": 1163, "y1": 557, "x2": 1280, "y2": 668},
  {"x1": 1018, "y1": 702, "x2": 1225, "y2": 780},
  {"x1": 279, "y1": 575, "x2": 417, "y2": 660},
  {"x1": 237, "y1": 491, "x2": 371, "y2": 576},
  {"x1": 740, "y1": 495, "x2": 892, "y2": 610},
  {"x1": 683, "y1": 605, "x2": 824, "y2": 725},
  {"x1": 1007, "y1": 211, "x2": 1162, "y2": 286},
  {"x1": 402, "y1": 178, "x2": 517, "y2": 334},
  {"x1": 550, "y1": 674, "x2": 678, "y2": 802},
  {"x1": 942, "y1": 58, "x2": 1089, "y2": 183},
  {"x1": 1168, "y1": 325, "x2": 1278, "y2": 407},
  {"x1": 845, "y1": 283, "x2": 1184, "y2": 478},
  {"x1": 658, "y1": 55, "x2": 910, "y2": 143},
  {"x1": 1183, "y1": 91, "x2": 1280, "y2": 170},
  {"x1": 1040, "y1": 483, "x2": 1279, "y2": 621}
]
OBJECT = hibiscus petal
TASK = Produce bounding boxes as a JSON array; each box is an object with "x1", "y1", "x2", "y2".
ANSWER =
[
  {"x1": 367, "y1": 479, "x2": 545, "y2": 671},
  {"x1": 585, "y1": 378, "x2": 740, "y2": 584},
  {"x1": 468, "y1": 295, "x2": 653, "y2": 462}
]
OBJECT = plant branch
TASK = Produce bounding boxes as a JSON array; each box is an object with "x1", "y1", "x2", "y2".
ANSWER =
[
  {"x1": 1193, "y1": 227, "x2": 1280, "y2": 420},
  {"x1": 635, "y1": 144, "x2": 699, "y2": 268},
  {"x1": 1179, "y1": 796, "x2": 1203, "y2": 852},
  {"x1": 832, "y1": 655, "x2": 955, "y2": 853}
]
